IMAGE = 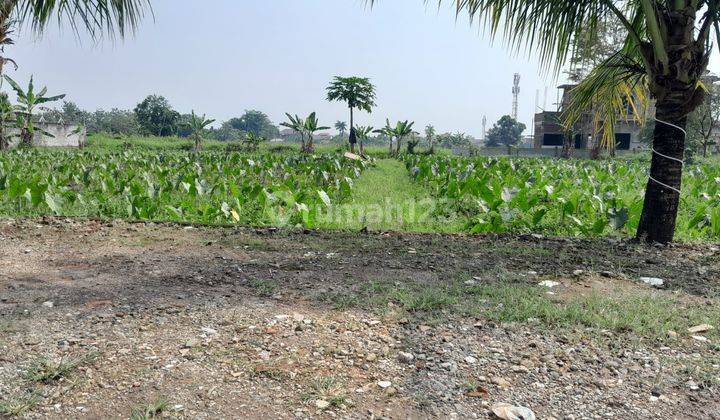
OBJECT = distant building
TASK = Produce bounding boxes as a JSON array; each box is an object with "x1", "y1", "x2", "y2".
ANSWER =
[
  {"x1": 6, "y1": 122, "x2": 86, "y2": 148},
  {"x1": 314, "y1": 132, "x2": 332, "y2": 141},
  {"x1": 533, "y1": 84, "x2": 644, "y2": 151}
]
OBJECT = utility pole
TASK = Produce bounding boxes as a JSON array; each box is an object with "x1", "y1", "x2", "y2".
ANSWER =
[{"x1": 512, "y1": 74, "x2": 521, "y2": 120}]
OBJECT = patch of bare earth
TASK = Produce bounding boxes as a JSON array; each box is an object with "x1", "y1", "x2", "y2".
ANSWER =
[{"x1": 0, "y1": 218, "x2": 718, "y2": 419}]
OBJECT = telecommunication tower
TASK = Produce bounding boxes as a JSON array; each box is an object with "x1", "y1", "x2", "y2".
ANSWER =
[{"x1": 511, "y1": 73, "x2": 521, "y2": 120}]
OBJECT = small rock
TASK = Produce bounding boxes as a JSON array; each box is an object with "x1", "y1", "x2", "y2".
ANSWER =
[
  {"x1": 639, "y1": 277, "x2": 664, "y2": 288},
  {"x1": 572, "y1": 269, "x2": 584, "y2": 276},
  {"x1": 42, "y1": 301, "x2": 54, "y2": 308},
  {"x1": 511, "y1": 365, "x2": 530, "y2": 373},
  {"x1": 464, "y1": 356, "x2": 477, "y2": 364},
  {"x1": 377, "y1": 380, "x2": 392, "y2": 389},
  {"x1": 687, "y1": 381, "x2": 700, "y2": 391},
  {"x1": 201, "y1": 327, "x2": 217, "y2": 335},
  {"x1": 366, "y1": 353, "x2": 377, "y2": 362},
  {"x1": 491, "y1": 402, "x2": 536, "y2": 420},
  {"x1": 491, "y1": 376, "x2": 512, "y2": 388},
  {"x1": 398, "y1": 352, "x2": 415, "y2": 364},
  {"x1": 688, "y1": 324, "x2": 713, "y2": 334},
  {"x1": 183, "y1": 339, "x2": 199, "y2": 349},
  {"x1": 538, "y1": 280, "x2": 560, "y2": 288},
  {"x1": 315, "y1": 400, "x2": 330, "y2": 409},
  {"x1": 691, "y1": 335, "x2": 709, "y2": 342}
]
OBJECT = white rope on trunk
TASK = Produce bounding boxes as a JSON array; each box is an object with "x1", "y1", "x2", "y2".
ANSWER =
[{"x1": 648, "y1": 118, "x2": 686, "y2": 195}]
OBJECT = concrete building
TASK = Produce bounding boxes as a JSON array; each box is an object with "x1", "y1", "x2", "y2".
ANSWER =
[
  {"x1": 533, "y1": 84, "x2": 644, "y2": 151},
  {"x1": 6, "y1": 122, "x2": 86, "y2": 148}
]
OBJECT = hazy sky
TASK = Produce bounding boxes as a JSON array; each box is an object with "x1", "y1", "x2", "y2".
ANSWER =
[{"x1": 6, "y1": 0, "x2": 720, "y2": 137}]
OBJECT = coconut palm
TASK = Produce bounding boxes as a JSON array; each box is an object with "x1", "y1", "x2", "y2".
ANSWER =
[
  {"x1": 354, "y1": 125, "x2": 374, "y2": 156},
  {"x1": 334, "y1": 121, "x2": 347, "y2": 139},
  {"x1": 369, "y1": 0, "x2": 720, "y2": 244},
  {"x1": 326, "y1": 76, "x2": 377, "y2": 153},
  {"x1": 187, "y1": 111, "x2": 215, "y2": 152},
  {"x1": 0, "y1": 0, "x2": 150, "y2": 75},
  {"x1": 5, "y1": 75, "x2": 65, "y2": 147}
]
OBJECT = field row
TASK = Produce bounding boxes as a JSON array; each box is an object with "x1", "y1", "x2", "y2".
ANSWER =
[
  {"x1": 0, "y1": 150, "x2": 368, "y2": 226},
  {"x1": 404, "y1": 155, "x2": 720, "y2": 240}
]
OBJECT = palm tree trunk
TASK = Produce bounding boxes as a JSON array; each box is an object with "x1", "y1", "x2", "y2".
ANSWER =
[{"x1": 636, "y1": 102, "x2": 687, "y2": 244}]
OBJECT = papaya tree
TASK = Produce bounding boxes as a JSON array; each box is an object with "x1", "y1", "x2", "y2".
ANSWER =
[{"x1": 326, "y1": 76, "x2": 377, "y2": 153}]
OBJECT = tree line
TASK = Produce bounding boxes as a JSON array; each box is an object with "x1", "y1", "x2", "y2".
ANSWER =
[{"x1": 41, "y1": 95, "x2": 280, "y2": 141}]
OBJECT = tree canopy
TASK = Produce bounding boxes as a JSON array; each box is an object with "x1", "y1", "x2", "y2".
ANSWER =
[
  {"x1": 224, "y1": 110, "x2": 279, "y2": 139},
  {"x1": 134, "y1": 94, "x2": 180, "y2": 137},
  {"x1": 485, "y1": 116, "x2": 526, "y2": 147}
]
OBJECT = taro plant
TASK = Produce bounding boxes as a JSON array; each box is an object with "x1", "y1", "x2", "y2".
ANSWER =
[
  {"x1": 187, "y1": 111, "x2": 215, "y2": 152},
  {"x1": 4, "y1": 75, "x2": 64, "y2": 147}
]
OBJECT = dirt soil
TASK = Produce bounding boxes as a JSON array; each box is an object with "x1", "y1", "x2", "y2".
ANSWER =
[{"x1": 0, "y1": 218, "x2": 719, "y2": 419}]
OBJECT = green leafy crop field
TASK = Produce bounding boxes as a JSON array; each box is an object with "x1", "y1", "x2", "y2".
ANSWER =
[
  {"x1": 404, "y1": 154, "x2": 720, "y2": 241},
  {"x1": 0, "y1": 149, "x2": 368, "y2": 226}
]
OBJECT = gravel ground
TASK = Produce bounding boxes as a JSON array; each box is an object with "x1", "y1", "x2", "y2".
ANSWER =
[{"x1": 0, "y1": 218, "x2": 718, "y2": 419}]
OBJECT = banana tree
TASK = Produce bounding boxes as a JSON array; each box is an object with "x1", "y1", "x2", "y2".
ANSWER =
[
  {"x1": 281, "y1": 113, "x2": 307, "y2": 151},
  {"x1": 389, "y1": 120, "x2": 416, "y2": 156},
  {"x1": 374, "y1": 119, "x2": 395, "y2": 156},
  {"x1": 244, "y1": 131, "x2": 266, "y2": 151},
  {"x1": 302, "y1": 112, "x2": 330, "y2": 153},
  {"x1": 187, "y1": 110, "x2": 215, "y2": 152},
  {"x1": 4, "y1": 75, "x2": 64, "y2": 147},
  {"x1": 354, "y1": 125, "x2": 374, "y2": 156},
  {"x1": 369, "y1": 0, "x2": 720, "y2": 244},
  {"x1": 0, "y1": 92, "x2": 13, "y2": 150}
]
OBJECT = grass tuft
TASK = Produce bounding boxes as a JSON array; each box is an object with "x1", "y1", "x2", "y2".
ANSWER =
[
  {"x1": 130, "y1": 396, "x2": 170, "y2": 420},
  {"x1": 0, "y1": 392, "x2": 42, "y2": 417},
  {"x1": 24, "y1": 352, "x2": 98, "y2": 383}
]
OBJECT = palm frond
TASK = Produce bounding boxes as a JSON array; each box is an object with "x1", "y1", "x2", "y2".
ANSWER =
[
  {"x1": 370, "y1": 0, "x2": 631, "y2": 73},
  {"x1": 17, "y1": 0, "x2": 153, "y2": 39},
  {"x1": 564, "y1": 47, "x2": 649, "y2": 150}
]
